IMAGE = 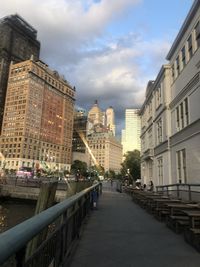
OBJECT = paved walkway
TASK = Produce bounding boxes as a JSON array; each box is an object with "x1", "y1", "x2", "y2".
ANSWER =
[{"x1": 70, "y1": 181, "x2": 200, "y2": 267}]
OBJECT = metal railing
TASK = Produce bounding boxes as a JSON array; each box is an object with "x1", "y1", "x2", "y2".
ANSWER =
[
  {"x1": 156, "y1": 183, "x2": 200, "y2": 202},
  {"x1": 0, "y1": 183, "x2": 102, "y2": 267}
]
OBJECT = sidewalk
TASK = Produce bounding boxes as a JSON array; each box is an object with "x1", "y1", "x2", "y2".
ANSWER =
[{"x1": 69, "y1": 181, "x2": 200, "y2": 267}]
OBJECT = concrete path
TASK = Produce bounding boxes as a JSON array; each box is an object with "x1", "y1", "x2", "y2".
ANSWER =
[{"x1": 70, "y1": 181, "x2": 200, "y2": 267}]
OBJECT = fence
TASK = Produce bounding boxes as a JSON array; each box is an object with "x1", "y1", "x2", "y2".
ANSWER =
[
  {"x1": 0, "y1": 183, "x2": 102, "y2": 267},
  {"x1": 156, "y1": 183, "x2": 200, "y2": 202}
]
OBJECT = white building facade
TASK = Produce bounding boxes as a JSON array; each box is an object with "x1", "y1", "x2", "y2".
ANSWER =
[
  {"x1": 140, "y1": 0, "x2": 200, "y2": 187},
  {"x1": 167, "y1": 0, "x2": 200, "y2": 184}
]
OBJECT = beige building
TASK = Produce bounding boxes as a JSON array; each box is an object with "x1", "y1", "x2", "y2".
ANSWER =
[
  {"x1": 0, "y1": 58, "x2": 75, "y2": 171},
  {"x1": 87, "y1": 100, "x2": 103, "y2": 134},
  {"x1": 87, "y1": 132, "x2": 122, "y2": 173},
  {"x1": 106, "y1": 106, "x2": 116, "y2": 136},
  {"x1": 122, "y1": 109, "x2": 141, "y2": 157},
  {"x1": 140, "y1": 0, "x2": 200, "y2": 187}
]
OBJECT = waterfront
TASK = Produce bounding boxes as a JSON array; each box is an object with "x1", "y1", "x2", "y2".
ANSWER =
[{"x1": 0, "y1": 198, "x2": 36, "y2": 234}]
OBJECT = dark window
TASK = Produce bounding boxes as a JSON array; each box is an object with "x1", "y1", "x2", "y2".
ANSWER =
[
  {"x1": 181, "y1": 46, "x2": 186, "y2": 67},
  {"x1": 195, "y1": 21, "x2": 200, "y2": 48},
  {"x1": 176, "y1": 56, "x2": 180, "y2": 75},
  {"x1": 187, "y1": 35, "x2": 193, "y2": 60}
]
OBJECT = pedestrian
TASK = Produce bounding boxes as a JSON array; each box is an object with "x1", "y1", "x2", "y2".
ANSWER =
[
  {"x1": 92, "y1": 189, "x2": 98, "y2": 209},
  {"x1": 111, "y1": 179, "x2": 113, "y2": 186},
  {"x1": 149, "y1": 180, "x2": 154, "y2": 191}
]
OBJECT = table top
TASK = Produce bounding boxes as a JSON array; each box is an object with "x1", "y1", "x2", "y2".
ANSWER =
[
  {"x1": 181, "y1": 209, "x2": 200, "y2": 217},
  {"x1": 153, "y1": 199, "x2": 181, "y2": 203},
  {"x1": 166, "y1": 203, "x2": 199, "y2": 208}
]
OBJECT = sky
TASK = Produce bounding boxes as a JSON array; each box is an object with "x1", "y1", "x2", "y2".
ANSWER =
[{"x1": 0, "y1": 0, "x2": 194, "y2": 137}]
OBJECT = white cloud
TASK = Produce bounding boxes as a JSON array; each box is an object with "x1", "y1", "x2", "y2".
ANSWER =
[{"x1": 0, "y1": 0, "x2": 171, "y2": 136}]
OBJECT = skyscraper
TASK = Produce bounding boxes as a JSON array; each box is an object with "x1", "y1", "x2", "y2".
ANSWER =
[
  {"x1": 121, "y1": 109, "x2": 141, "y2": 156},
  {"x1": 0, "y1": 14, "x2": 40, "y2": 131},
  {"x1": 0, "y1": 59, "x2": 75, "y2": 171}
]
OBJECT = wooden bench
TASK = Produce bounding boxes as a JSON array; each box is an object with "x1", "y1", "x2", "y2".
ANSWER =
[
  {"x1": 184, "y1": 228, "x2": 200, "y2": 252},
  {"x1": 167, "y1": 215, "x2": 189, "y2": 234}
]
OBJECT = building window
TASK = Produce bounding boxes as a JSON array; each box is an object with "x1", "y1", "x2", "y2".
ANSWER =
[
  {"x1": 176, "y1": 97, "x2": 189, "y2": 131},
  {"x1": 184, "y1": 98, "x2": 189, "y2": 126},
  {"x1": 157, "y1": 119, "x2": 162, "y2": 144},
  {"x1": 181, "y1": 46, "x2": 186, "y2": 68},
  {"x1": 155, "y1": 86, "x2": 162, "y2": 109},
  {"x1": 195, "y1": 21, "x2": 200, "y2": 49},
  {"x1": 176, "y1": 106, "x2": 180, "y2": 130},
  {"x1": 157, "y1": 157, "x2": 163, "y2": 185},
  {"x1": 187, "y1": 34, "x2": 193, "y2": 60},
  {"x1": 176, "y1": 56, "x2": 180, "y2": 76},
  {"x1": 172, "y1": 64, "x2": 175, "y2": 81},
  {"x1": 180, "y1": 102, "x2": 184, "y2": 129},
  {"x1": 176, "y1": 149, "x2": 187, "y2": 183}
]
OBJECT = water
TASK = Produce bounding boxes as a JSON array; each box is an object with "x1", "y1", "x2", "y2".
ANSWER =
[{"x1": 0, "y1": 198, "x2": 36, "y2": 234}]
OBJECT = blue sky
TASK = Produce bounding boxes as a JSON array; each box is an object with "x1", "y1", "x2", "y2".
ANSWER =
[{"x1": 0, "y1": 0, "x2": 194, "y2": 137}]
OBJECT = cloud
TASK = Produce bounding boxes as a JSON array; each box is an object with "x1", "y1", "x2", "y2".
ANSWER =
[
  {"x1": 0, "y1": 0, "x2": 171, "y2": 137},
  {"x1": 71, "y1": 34, "x2": 171, "y2": 133}
]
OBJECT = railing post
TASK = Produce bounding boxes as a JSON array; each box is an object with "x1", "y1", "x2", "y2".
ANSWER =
[
  {"x1": 16, "y1": 246, "x2": 26, "y2": 267},
  {"x1": 188, "y1": 185, "x2": 191, "y2": 202}
]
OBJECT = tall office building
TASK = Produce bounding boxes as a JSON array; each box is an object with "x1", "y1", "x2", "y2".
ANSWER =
[
  {"x1": 122, "y1": 109, "x2": 141, "y2": 156},
  {"x1": 0, "y1": 14, "x2": 40, "y2": 131},
  {"x1": 106, "y1": 106, "x2": 116, "y2": 136},
  {"x1": 0, "y1": 59, "x2": 75, "y2": 171}
]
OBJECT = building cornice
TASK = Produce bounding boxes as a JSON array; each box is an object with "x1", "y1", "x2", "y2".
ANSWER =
[
  {"x1": 170, "y1": 118, "x2": 200, "y2": 147},
  {"x1": 154, "y1": 140, "x2": 168, "y2": 156},
  {"x1": 139, "y1": 64, "x2": 170, "y2": 115},
  {"x1": 169, "y1": 72, "x2": 199, "y2": 109},
  {"x1": 166, "y1": 0, "x2": 200, "y2": 60}
]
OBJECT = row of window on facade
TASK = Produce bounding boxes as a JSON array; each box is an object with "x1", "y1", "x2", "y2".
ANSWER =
[
  {"x1": 10, "y1": 64, "x2": 74, "y2": 97},
  {"x1": 156, "y1": 148, "x2": 186, "y2": 185},
  {"x1": 142, "y1": 85, "x2": 162, "y2": 127},
  {"x1": 172, "y1": 20, "x2": 200, "y2": 81},
  {"x1": 142, "y1": 96, "x2": 189, "y2": 152}
]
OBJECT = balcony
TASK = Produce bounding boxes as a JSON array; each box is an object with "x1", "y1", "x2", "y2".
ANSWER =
[{"x1": 142, "y1": 148, "x2": 154, "y2": 160}]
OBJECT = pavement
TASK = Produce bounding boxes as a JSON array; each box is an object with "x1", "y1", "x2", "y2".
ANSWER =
[{"x1": 69, "y1": 181, "x2": 200, "y2": 267}]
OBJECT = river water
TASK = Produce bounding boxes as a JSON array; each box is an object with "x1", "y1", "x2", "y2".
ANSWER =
[{"x1": 0, "y1": 198, "x2": 36, "y2": 234}]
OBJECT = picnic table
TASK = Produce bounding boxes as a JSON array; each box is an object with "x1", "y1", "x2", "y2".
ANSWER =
[
  {"x1": 182, "y1": 209, "x2": 200, "y2": 252},
  {"x1": 166, "y1": 203, "x2": 199, "y2": 216},
  {"x1": 182, "y1": 209, "x2": 200, "y2": 228}
]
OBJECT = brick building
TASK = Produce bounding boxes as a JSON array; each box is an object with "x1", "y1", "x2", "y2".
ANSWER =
[
  {"x1": 0, "y1": 59, "x2": 75, "y2": 171},
  {"x1": 0, "y1": 14, "x2": 40, "y2": 131}
]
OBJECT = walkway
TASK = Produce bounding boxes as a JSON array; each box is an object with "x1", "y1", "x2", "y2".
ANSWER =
[{"x1": 69, "y1": 181, "x2": 200, "y2": 267}]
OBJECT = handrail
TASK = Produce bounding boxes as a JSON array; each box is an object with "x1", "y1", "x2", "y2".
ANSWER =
[
  {"x1": 156, "y1": 183, "x2": 200, "y2": 202},
  {"x1": 156, "y1": 183, "x2": 200, "y2": 188},
  {"x1": 0, "y1": 183, "x2": 101, "y2": 265}
]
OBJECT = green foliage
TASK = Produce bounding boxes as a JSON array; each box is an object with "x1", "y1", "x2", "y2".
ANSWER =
[
  {"x1": 121, "y1": 150, "x2": 141, "y2": 181},
  {"x1": 71, "y1": 160, "x2": 88, "y2": 176},
  {"x1": 104, "y1": 169, "x2": 116, "y2": 179},
  {"x1": 109, "y1": 169, "x2": 116, "y2": 179}
]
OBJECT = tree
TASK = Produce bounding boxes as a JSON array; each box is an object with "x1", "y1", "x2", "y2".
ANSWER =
[
  {"x1": 121, "y1": 150, "x2": 141, "y2": 182},
  {"x1": 71, "y1": 160, "x2": 88, "y2": 177}
]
